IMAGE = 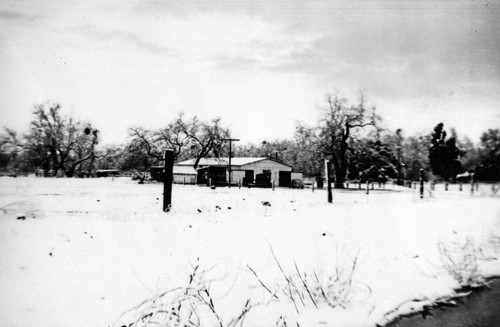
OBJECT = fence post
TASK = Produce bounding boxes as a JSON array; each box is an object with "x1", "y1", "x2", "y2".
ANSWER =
[
  {"x1": 326, "y1": 160, "x2": 333, "y2": 203},
  {"x1": 445, "y1": 182, "x2": 448, "y2": 191},
  {"x1": 366, "y1": 181, "x2": 370, "y2": 195},
  {"x1": 459, "y1": 182, "x2": 462, "y2": 191},
  {"x1": 163, "y1": 149, "x2": 174, "y2": 212},
  {"x1": 471, "y1": 173, "x2": 474, "y2": 194},
  {"x1": 419, "y1": 169, "x2": 424, "y2": 199}
]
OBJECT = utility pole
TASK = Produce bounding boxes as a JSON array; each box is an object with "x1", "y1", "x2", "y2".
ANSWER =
[{"x1": 222, "y1": 138, "x2": 240, "y2": 188}]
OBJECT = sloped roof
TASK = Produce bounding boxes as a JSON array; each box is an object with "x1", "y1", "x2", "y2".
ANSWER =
[
  {"x1": 175, "y1": 157, "x2": 291, "y2": 168},
  {"x1": 173, "y1": 165, "x2": 197, "y2": 175}
]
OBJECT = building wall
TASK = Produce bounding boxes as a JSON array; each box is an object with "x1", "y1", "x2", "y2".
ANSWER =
[
  {"x1": 241, "y1": 159, "x2": 292, "y2": 184},
  {"x1": 230, "y1": 170, "x2": 246, "y2": 184},
  {"x1": 173, "y1": 174, "x2": 197, "y2": 184}
]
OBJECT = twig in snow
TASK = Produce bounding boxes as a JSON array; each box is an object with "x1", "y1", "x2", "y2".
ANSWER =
[
  {"x1": 247, "y1": 265, "x2": 279, "y2": 299},
  {"x1": 294, "y1": 260, "x2": 318, "y2": 309}
]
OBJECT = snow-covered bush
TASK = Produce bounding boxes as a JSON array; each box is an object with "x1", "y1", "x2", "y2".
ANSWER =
[
  {"x1": 438, "y1": 237, "x2": 486, "y2": 287},
  {"x1": 112, "y1": 260, "x2": 252, "y2": 327},
  {"x1": 276, "y1": 250, "x2": 362, "y2": 310},
  {"x1": 249, "y1": 247, "x2": 367, "y2": 319}
]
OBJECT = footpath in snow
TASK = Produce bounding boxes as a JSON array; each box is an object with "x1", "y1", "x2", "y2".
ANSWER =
[{"x1": 0, "y1": 177, "x2": 499, "y2": 327}]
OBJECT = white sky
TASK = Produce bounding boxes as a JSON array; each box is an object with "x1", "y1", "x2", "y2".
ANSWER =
[{"x1": 1, "y1": 0, "x2": 499, "y2": 145}]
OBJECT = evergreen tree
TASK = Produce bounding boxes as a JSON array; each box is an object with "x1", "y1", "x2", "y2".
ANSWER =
[{"x1": 428, "y1": 123, "x2": 464, "y2": 181}]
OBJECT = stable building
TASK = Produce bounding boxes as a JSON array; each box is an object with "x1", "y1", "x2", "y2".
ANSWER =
[{"x1": 174, "y1": 157, "x2": 302, "y2": 187}]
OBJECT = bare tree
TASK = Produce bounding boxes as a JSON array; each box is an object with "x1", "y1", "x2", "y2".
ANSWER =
[
  {"x1": 24, "y1": 102, "x2": 99, "y2": 176},
  {"x1": 128, "y1": 127, "x2": 164, "y2": 161},
  {"x1": 318, "y1": 92, "x2": 380, "y2": 188},
  {"x1": 127, "y1": 113, "x2": 230, "y2": 170},
  {"x1": 156, "y1": 113, "x2": 192, "y2": 160},
  {"x1": 179, "y1": 116, "x2": 230, "y2": 169},
  {"x1": 0, "y1": 128, "x2": 23, "y2": 170}
]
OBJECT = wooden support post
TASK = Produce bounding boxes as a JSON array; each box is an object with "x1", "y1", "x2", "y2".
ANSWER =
[
  {"x1": 445, "y1": 182, "x2": 448, "y2": 191},
  {"x1": 419, "y1": 169, "x2": 424, "y2": 199},
  {"x1": 221, "y1": 138, "x2": 240, "y2": 188},
  {"x1": 163, "y1": 149, "x2": 174, "y2": 212},
  {"x1": 326, "y1": 160, "x2": 332, "y2": 203},
  {"x1": 366, "y1": 181, "x2": 370, "y2": 195},
  {"x1": 470, "y1": 173, "x2": 474, "y2": 194},
  {"x1": 459, "y1": 182, "x2": 462, "y2": 191}
]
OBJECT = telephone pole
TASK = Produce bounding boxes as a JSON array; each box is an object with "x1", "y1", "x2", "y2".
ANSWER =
[{"x1": 222, "y1": 138, "x2": 240, "y2": 188}]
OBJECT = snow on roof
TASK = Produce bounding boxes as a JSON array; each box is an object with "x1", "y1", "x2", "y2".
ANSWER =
[
  {"x1": 175, "y1": 157, "x2": 289, "y2": 167},
  {"x1": 173, "y1": 165, "x2": 197, "y2": 175}
]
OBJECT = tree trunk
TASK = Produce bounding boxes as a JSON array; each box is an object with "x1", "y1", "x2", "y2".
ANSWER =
[
  {"x1": 334, "y1": 164, "x2": 346, "y2": 188},
  {"x1": 65, "y1": 154, "x2": 93, "y2": 177},
  {"x1": 333, "y1": 125, "x2": 350, "y2": 189},
  {"x1": 332, "y1": 155, "x2": 346, "y2": 189},
  {"x1": 49, "y1": 148, "x2": 60, "y2": 176}
]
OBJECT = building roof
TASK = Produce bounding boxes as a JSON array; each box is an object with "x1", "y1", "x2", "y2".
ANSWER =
[{"x1": 175, "y1": 157, "x2": 292, "y2": 168}]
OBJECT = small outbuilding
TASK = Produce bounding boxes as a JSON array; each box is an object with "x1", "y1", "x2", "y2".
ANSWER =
[{"x1": 149, "y1": 165, "x2": 198, "y2": 184}]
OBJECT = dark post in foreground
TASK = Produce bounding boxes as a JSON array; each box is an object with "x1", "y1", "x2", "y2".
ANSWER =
[
  {"x1": 163, "y1": 149, "x2": 174, "y2": 212},
  {"x1": 325, "y1": 160, "x2": 333, "y2": 203},
  {"x1": 419, "y1": 169, "x2": 424, "y2": 199}
]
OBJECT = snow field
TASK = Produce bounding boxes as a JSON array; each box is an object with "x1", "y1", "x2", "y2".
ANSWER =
[{"x1": 0, "y1": 177, "x2": 499, "y2": 327}]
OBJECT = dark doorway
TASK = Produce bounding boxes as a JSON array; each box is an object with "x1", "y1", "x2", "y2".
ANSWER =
[
  {"x1": 197, "y1": 166, "x2": 228, "y2": 186},
  {"x1": 243, "y1": 170, "x2": 254, "y2": 186},
  {"x1": 279, "y1": 171, "x2": 292, "y2": 187}
]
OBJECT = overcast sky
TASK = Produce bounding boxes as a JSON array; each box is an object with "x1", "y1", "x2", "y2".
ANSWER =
[{"x1": 1, "y1": 0, "x2": 499, "y2": 146}]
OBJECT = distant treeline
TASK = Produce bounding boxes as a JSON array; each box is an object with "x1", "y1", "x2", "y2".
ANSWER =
[{"x1": 1, "y1": 94, "x2": 499, "y2": 185}]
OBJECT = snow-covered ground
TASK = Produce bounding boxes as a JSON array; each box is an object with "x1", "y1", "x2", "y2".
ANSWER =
[{"x1": 0, "y1": 177, "x2": 499, "y2": 327}]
